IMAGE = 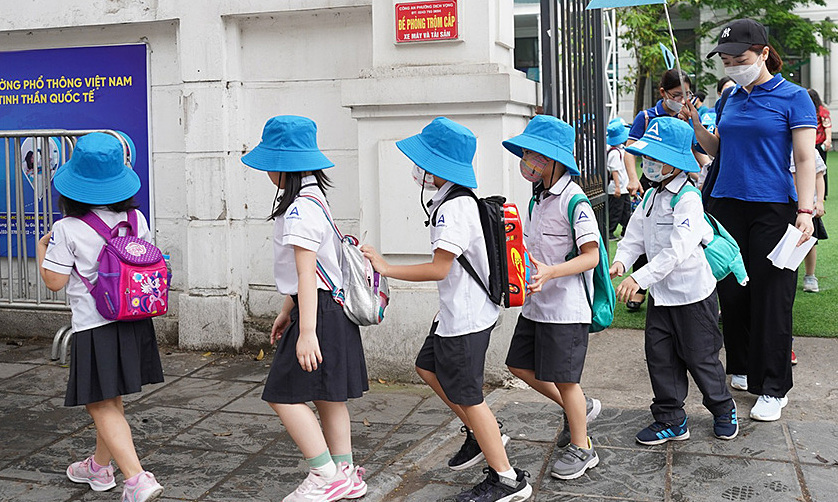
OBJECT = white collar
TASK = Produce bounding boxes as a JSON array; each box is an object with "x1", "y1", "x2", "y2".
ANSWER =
[{"x1": 547, "y1": 171, "x2": 573, "y2": 196}]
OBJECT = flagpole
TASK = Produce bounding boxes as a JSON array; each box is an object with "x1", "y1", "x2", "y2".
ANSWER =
[{"x1": 662, "y1": 1, "x2": 686, "y2": 96}]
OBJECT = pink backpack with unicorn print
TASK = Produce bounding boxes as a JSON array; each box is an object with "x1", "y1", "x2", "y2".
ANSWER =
[{"x1": 73, "y1": 210, "x2": 169, "y2": 321}]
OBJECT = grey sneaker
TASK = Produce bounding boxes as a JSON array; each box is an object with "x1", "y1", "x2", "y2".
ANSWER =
[
  {"x1": 551, "y1": 437, "x2": 599, "y2": 480},
  {"x1": 803, "y1": 275, "x2": 819, "y2": 293},
  {"x1": 557, "y1": 397, "x2": 601, "y2": 448}
]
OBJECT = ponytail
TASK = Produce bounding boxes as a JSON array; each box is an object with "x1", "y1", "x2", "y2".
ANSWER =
[{"x1": 749, "y1": 44, "x2": 783, "y2": 74}]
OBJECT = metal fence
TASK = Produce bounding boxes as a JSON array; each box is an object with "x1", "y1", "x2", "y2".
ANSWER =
[
  {"x1": 0, "y1": 129, "x2": 129, "y2": 363},
  {"x1": 540, "y1": 0, "x2": 609, "y2": 240}
]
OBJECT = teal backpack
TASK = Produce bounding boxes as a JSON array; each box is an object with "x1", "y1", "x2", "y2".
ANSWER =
[
  {"x1": 566, "y1": 194, "x2": 616, "y2": 332},
  {"x1": 642, "y1": 185, "x2": 749, "y2": 285}
]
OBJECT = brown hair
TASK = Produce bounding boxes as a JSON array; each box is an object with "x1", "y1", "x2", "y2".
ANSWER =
[{"x1": 749, "y1": 44, "x2": 783, "y2": 73}]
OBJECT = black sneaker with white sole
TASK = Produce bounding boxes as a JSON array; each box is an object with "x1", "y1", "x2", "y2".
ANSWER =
[
  {"x1": 453, "y1": 467, "x2": 532, "y2": 502},
  {"x1": 556, "y1": 397, "x2": 602, "y2": 448},
  {"x1": 448, "y1": 423, "x2": 511, "y2": 471}
]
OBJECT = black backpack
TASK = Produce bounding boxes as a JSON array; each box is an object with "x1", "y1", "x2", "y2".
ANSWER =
[{"x1": 431, "y1": 185, "x2": 509, "y2": 307}]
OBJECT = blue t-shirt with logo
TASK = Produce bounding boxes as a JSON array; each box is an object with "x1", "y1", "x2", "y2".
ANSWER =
[{"x1": 712, "y1": 74, "x2": 817, "y2": 203}]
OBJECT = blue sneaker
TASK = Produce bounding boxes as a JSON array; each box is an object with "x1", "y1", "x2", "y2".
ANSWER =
[
  {"x1": 713, "y1": 405, "x2": 739, "y2": 440},
  {"x1": 636, "y1": 418, "x2": 690, "y2": 445}
]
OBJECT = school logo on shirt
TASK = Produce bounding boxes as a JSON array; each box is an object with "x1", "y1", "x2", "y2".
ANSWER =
[
  {"x1": 577, "y1": 210, "x2": 590, "y2": 223},
  {"x1": 437, "y1": 214, "x2": 446, "y2": 226},
  {"x1": 678, "y1": 218, "x2": 690, "y2": 228},
  {"x1": 287, "y1": 207, "x2": 301, "y2": 220}
]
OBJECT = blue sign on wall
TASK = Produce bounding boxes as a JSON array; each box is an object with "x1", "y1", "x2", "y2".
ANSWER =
[{"x1": 0, "y1": 44, "x2": 151, "y2": 256}]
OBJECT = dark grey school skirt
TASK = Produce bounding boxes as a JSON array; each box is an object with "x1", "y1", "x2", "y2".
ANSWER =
[
  {"x1": 64, "y1": 319, "x2": 164, "y2": 407},
  {"x1": 262, "y1": 289, "x2": 369, "y2": 404}
]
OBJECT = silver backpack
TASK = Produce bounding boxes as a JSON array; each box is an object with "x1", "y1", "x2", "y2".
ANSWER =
[{"x1": 298, "y1": 195, "x2": 390, "y2": 326}]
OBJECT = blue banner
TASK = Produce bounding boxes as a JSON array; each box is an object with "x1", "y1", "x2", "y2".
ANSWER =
[{"x1": 0, "y1": 44, "x2": 150, "y2": 256}]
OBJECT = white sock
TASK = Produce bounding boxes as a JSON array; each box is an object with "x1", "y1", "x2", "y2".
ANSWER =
[
  {"x1": 497, "y1": 467, "x2": 517, "y2": 481},
  {"x1": 311, "y1": 460, "x2": 337, "y2": 479}
]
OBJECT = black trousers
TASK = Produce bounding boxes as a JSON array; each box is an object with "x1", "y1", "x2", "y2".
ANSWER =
[
  {"x1": 645, "y1": 293, "x2": 733, "y2": 422},
  {"x1": 608, "y1": 194, "x2": 631, "y2": 236},
  {"x1": 711, "y1": 198, "x2": 797, "y2": 398}
]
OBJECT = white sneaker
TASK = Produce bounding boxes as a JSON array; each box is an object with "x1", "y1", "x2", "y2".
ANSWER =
[
  {"x1": 341, "y1": 464, "x2": 367, "y2": 500},
  {"x1": 282, "y1": 465, "x2": 352, "y2": 502},
  {"x1": 730, "y1": 374, "x2": 748, "y2": 391},
  {"x1": 750, "y1": 395, "x2": 788, "y2": 422},
  {"x1": 803, "y1": 275, "x2": 819, "y2": 293}
]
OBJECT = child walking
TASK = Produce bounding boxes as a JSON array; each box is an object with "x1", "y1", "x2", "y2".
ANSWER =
[
  {"x1": 242, "y1": 116, "x2": 368, "y2": 502},
  {"x1": 503, "y1": 115, "x2": 602, "y2": 480},
  {"x1": 37, "y1": 132, "x2": 165, "y2": 501},
  {"x1": 611, "y1": 117, "x2": 737, "y2": 444},
  {"x1": 606, "y1": 118, "x2": 631, "y2": 240},
  {"x1": 362, "y1": 117, "x2": 532, "y2": 502}
]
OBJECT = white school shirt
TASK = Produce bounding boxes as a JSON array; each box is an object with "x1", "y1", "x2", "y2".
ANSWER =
[
  {"x1": 428, "y1": 182, "x2": 500, "y2": 337},
  {"x1": 522, "y1": 172, "x2": 600, "y2": 324},
  {"x1": 606, "y1": 146, "x2": 629, "y2": 195},
  {"x1": 273, "y1": 176, "x2": 343, "y2": 296},
  {"x1": 42, "y1": 209, "x2": 152, "y2": 332},
  {"x1": 613, "y1": 172, "x2": 716, "y2": 306}
]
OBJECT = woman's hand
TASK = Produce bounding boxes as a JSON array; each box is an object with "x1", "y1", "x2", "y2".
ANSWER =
[
  {"x1": 609, "y1": 261, "x2": 625, "y2": 279},
  {"x1": 270, "y1": 312, "x2": 291, "y2": 345},
  {"x1": 361, "y1": 244, "x2": 389, "y2": 276},
  {"x1": 527, "y1": 257, "x2": 554, "y2": 293},
  {"x1": 296, "y1": 329, "x2": 322, "y2": 372},
  {"x1": 683, "y1": 98, "x2": 701, "y2": 123},
  {"x1": 795, "y1": 212, "x2": 815, "y2": 246},
  {"x1": 615, "y1": 276, "x2": 641, "y2": 303}
]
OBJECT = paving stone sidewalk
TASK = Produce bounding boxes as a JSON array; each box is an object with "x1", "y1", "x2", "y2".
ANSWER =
[{"x1": 0, "y1": 331, "x2": 836, "y2": 501}]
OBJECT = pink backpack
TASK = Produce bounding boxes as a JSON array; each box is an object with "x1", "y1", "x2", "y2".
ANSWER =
[{"x1": 73, "y1": 210, "x2": 169, "y2": 321}]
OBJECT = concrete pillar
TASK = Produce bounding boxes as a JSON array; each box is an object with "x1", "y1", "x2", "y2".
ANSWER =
[{"x1": 342, "y1": 0, "x2": 537, "y2": 383}]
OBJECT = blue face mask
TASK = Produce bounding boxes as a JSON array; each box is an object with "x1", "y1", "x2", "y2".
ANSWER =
[{"x1": 642, "y1": 158, "x2": 666, "y2": 182}]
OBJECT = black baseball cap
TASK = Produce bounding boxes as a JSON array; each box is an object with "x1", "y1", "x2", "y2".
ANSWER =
[{"x1": 706, "y1": 19, "x2": 768, "y2": 58}]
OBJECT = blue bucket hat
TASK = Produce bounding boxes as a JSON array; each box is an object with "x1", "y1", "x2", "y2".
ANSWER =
[
  {"x1": 396, "y1": 117, "x2": 478, "y2": 188},
  {"x1": 241, "y1": 115, "x2": 334, "y2": 172},
  {"x1": 53, "y1": 132, "x2": 141, "y2": 205},
  {"x1": 700, "y1": 112, "x2": 717, "y2": 134},
  {"x1": 502, "y1": 115, "x2": 579, "y2": 176},
  {"x1": 606, "y1": 118, "x2": 629, "y2": 146},
  {"x1": 115, "y1": 130, "x2": 136, "y2": 167},
  {"x1": 625, "y1": 117, "x2": 700, "y2": 173}
]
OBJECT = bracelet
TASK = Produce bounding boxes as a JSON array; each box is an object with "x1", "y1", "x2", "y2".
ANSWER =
[{"x1": 797, "y1": 208, "x2": 813, "y2": 215}]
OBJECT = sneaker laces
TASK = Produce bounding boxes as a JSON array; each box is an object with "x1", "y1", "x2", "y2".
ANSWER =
[
  {"x1": 468, "y1": 468, "x2": 496, "y2": 495},
  {"x1": 295, "y1": 472, "x2": 321, "y2": 495}
]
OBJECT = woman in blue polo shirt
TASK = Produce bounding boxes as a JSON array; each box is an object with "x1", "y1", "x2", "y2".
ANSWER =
[
  {"x1": 688, "y1": 18, "x2": 816, "y2": 423},
  {"x1": 623, "y1": 69, "x2": 693, "y2": 311}
]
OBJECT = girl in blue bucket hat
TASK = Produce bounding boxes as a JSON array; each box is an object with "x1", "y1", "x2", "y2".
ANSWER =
[
  {"x1": 361, "y1": 117, "x2": 533, "y2": 502},
  {"x1": 242, "y1": 115, "x2": 368, "y2": 502},
  {"x1": 502, "y1": 114, "x2": 603, "y2": 481},
  {"x1": 36, "y1": 132, "x2": 166, "y2": 501},
  {"x1": 612, "y1": 116, "x2": 737, "y2": 446}
]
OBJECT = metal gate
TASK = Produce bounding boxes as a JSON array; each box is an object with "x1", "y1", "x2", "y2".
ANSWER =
[
  {"x1": 1, "y1": 129, "x2": 130, "y2": 363},
  {"x1": 540, "y1": 0, "x2": 609, "y2": 241}
]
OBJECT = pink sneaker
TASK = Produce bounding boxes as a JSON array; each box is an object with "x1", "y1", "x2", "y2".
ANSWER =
[
  {"x1": 121, "y1": 471, "x2": 164, "y2": 502},
  {"x1": 282, "y1": 465, "x2": 352, "y2": 502},
  {"x1": 343, "y1": 464, "x2": 367, "y2": 499},
  {"x1": 66, "y1": 456, "x2": 116, "y2": 491}
]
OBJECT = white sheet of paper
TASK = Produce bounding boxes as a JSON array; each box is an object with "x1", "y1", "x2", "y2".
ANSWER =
[{"x1": 767, "y1": 224, "x2": 817, "y2": 270}]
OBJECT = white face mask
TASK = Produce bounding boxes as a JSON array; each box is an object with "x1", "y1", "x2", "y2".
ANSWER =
[
  {"x1": 412, "y1": 164, "x2": 437, "y2": 191},
  {"x1": 725, "y1": 57, "x2": 764, "y2": 87},
  {"x1": 642, "y1": 158, "x2": 667, "y2": 182},
  {"x1": 665, "y1": 98, "x2": 684, "y2": 114}
]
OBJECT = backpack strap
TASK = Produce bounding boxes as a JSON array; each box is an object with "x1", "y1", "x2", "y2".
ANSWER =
[
  {"x1": 640, "y1": 188, "x2": 656, "y2": 210},
  {"x1": 566, "y1": 193, "x2": 595, "y2": 310},
  {"x1": 295, "y1": 194, "x2": 346, "y2": 306},
  {"x1": 71, "y1": 210, "x2": 138, "y2": 294},
  {"x1": 670, "y1": 184, "x2": 702, "y2": 209},
  {"x1": 430, "y1": 186, "x2": 492, "y2": 300}
]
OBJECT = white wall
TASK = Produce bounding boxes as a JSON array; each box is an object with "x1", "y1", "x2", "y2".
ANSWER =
[{"x1": 0, "y1": 0, "x2": 538, "y2": 383}]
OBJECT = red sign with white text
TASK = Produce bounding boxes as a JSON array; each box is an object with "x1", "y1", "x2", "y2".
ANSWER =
[{"x1": 395, "y1": 1, "x2": 458, "y2": 43}]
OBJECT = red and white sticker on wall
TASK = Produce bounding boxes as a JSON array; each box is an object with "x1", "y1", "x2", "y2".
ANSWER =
[{"x1": 395, "y1": 1, "x2": 458, "y2": 43}]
